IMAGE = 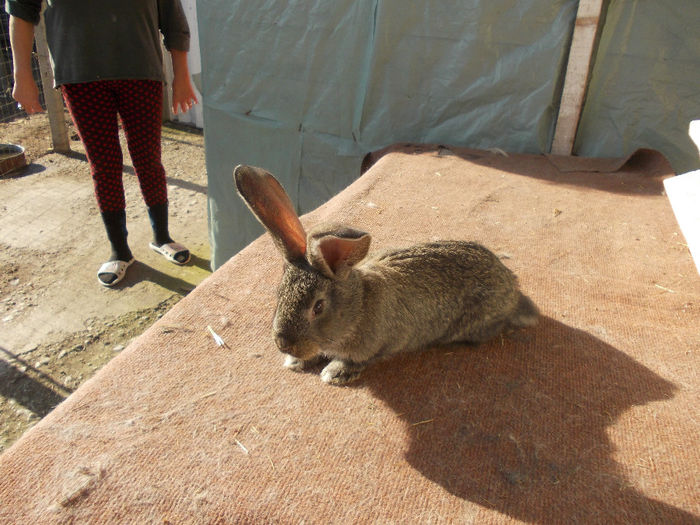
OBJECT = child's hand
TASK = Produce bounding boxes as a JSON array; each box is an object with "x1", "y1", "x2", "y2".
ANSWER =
[
  {"x1": 13, "y1": 70, "x2": 44, "y2": 114},
  {"x1": 171, "y1": 74, "x2": 198, "y2": 115},
  {"x1": 169, "y1": 49, "x2": 198, "y2": 115}
]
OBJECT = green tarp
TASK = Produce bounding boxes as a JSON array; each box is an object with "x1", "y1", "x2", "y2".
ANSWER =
[
  {"x1": 198, "y1": 1, "x2": 700, "y2": 268},
  {"x1": 576, "y1": 1, "x2": 700, "y2": 175}
]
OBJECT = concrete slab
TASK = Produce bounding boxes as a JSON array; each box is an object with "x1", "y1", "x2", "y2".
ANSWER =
[{"x1": 0, "y1": 118, "x2": 211, "y2": 449}]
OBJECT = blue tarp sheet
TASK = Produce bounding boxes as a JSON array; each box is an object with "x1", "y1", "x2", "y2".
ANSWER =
[
  {"x1": 198, "y1": 1, "x2": 700, "y2": 268},
  {"x1": 199, "y1": 0, "x2": 577, "y2": 268},
  {"x1": 575, "y1": 1, "x2": 700, "y2": 174}
]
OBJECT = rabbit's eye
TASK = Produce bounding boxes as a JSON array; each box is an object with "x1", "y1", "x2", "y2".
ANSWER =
[{"x1": 312, "y1": 299, "x2": 325, "y2": 317}]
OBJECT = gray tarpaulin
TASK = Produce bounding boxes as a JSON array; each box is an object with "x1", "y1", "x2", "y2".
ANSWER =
[
  {"x1": 199, "y1": 0, "x2": 578, "y2": 268},
  {"x1": 575, "y1": 1, "x2": 700, "y2": 175}
]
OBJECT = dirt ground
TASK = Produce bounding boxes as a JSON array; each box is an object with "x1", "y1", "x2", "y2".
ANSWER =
[{"x1": 0, "y1": 112, "x2": 211, "y2": 451}]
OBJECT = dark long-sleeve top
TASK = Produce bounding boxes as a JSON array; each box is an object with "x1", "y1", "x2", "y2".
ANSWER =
[{"x1": 5, "y1": 0, "x2": 190, "y2": 86}]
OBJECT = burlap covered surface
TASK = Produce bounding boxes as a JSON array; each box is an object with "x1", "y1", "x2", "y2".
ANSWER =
[{"x1": 1, "y1": 146, "x2": 698, "y2": 523}]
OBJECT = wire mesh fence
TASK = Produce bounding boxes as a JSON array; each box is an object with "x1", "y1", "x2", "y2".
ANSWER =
[{"x1": 1, "y1": 11, "x2": 46, "y2": 124}]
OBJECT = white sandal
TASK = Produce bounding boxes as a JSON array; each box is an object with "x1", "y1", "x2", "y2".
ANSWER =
[
  {"x1": 97, "y1": 258, "x2": 135, "y2": 287},
  {"x1": 149, "y1": 241, "x2": 191, "y2": 265}
]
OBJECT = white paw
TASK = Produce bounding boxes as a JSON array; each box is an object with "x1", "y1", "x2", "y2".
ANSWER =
[
  {"x1": 283, "y1": 354, "x2": 306, "y2": 372},
  {"x1": 320, "y1": 360, "x2": 364, "y2": 385}
]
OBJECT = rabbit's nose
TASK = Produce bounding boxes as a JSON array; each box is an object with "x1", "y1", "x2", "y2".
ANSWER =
[{"x1": 275, "y1": 333, "x2": 294, "y2": 352}]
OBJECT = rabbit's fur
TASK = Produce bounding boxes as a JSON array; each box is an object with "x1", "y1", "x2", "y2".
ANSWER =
[{"x1": 235, "y1": 165, "x2": 538, "y2": 385}]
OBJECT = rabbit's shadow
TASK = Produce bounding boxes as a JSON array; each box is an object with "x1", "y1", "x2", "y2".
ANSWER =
[{"x1": 359, "y1": 316, "x2": 693, "y2": 523}]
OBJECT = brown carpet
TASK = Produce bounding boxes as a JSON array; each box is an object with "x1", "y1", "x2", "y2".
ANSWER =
[{"x1": 1, "y1": 145, "x2": 698, "y2": 523}]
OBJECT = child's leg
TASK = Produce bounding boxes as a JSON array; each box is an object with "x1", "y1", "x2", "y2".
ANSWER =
[
  {"x1": 62, "y1": 82, "x2": 133, "y2": 266},
  {"x1": 114, "y1": 80, "x2": 168, "y2": 215},
  {"x1": 62, "y1": 81, "x2": 126, "y2": 213},
  {"x1": 116, "y1": 80, "x2": 189, "y2": 263}
]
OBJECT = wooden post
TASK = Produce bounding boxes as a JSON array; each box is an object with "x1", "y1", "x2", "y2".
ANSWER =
[
  {"x1": 551, "y1": 0, "x2": 605, "y2": 156},
  {"x1": 34, "y1": 5, "x2": 70, "y2": 153}
]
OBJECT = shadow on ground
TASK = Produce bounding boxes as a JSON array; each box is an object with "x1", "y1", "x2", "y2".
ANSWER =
[
  {"x1": 117, "y1": 258, "x2": 210, "y2": 295},
  {"x1": 362, "y1": 317, "x2": 693, "y2": 523},
  {"x1": 0, "y1": 347, "x2": 71, "y2": 418}
]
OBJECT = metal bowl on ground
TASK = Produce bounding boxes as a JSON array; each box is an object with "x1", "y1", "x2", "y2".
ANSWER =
[{"x1": 0, "y1": 144, "x2": 27, "y2": 176}]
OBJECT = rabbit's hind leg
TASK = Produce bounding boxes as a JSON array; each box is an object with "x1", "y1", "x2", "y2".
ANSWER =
[
  {"x1": 461, "y1": 319, "x2": 509, "y2": 345},
  {"x1": 449, "y1": 294, "x2": 538, "y2": 347},
  {"x1": 507, "y1": 293, "x2": 539, "y2": 329}
]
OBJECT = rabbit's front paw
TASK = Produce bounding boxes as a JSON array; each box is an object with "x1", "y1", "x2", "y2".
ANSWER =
[
  {"x1": 320, "y1": 359, "x2": 364, "y2": 385},
  {"x1": 283, "y1": 353, "x2": 323, "y2": 372},
  {"x1": 283, "y1": 354, "x2": 306, "y2": 372}
]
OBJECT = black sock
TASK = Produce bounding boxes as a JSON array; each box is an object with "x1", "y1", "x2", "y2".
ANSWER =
[
  {"x1": 147, "y1": 202, "x2": 174, "y2": 247},
  {"x1": 101, "y1": 209, "x2": 133, "y2": 262}
]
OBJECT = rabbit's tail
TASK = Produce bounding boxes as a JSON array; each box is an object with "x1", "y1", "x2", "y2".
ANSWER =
[{"x1": 508, "y1": 293, "x2": 539, "y2": 328}]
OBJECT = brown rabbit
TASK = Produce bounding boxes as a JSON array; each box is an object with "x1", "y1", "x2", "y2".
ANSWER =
[{"x1": 234, "y1": 165, "x2": 538, "y2": 385}]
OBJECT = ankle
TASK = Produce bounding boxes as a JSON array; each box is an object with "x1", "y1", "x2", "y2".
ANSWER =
[
  {"x1": 101, "y1": 209, "x2": 132, "y2": 262},
  {"x1": 109, "y1": 247, "x2": 133, "y2": 262},
  {"x1": 152, "y1": 235, "x2": 174, "y2": 248},
  {"x1": 148, "y1": 202, "x2": 172, "y2": 247}
]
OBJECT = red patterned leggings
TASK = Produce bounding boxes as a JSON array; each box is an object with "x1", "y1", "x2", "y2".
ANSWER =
[{"x1": 61, "y1": 79, "x2": 168, "y2": 213}]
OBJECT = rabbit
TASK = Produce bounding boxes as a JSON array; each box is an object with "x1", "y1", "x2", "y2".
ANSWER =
[{"x1": 234, "y1": 164, "x2": 539, "y2": 385}]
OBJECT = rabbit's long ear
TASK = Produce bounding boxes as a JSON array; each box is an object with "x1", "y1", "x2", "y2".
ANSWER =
[
  {"x1": 307, "y1": 225, "x2": 371, "y2": 279},
  {"x1": 234, "y1": 165, "x2": 307, "y2": 262}
]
